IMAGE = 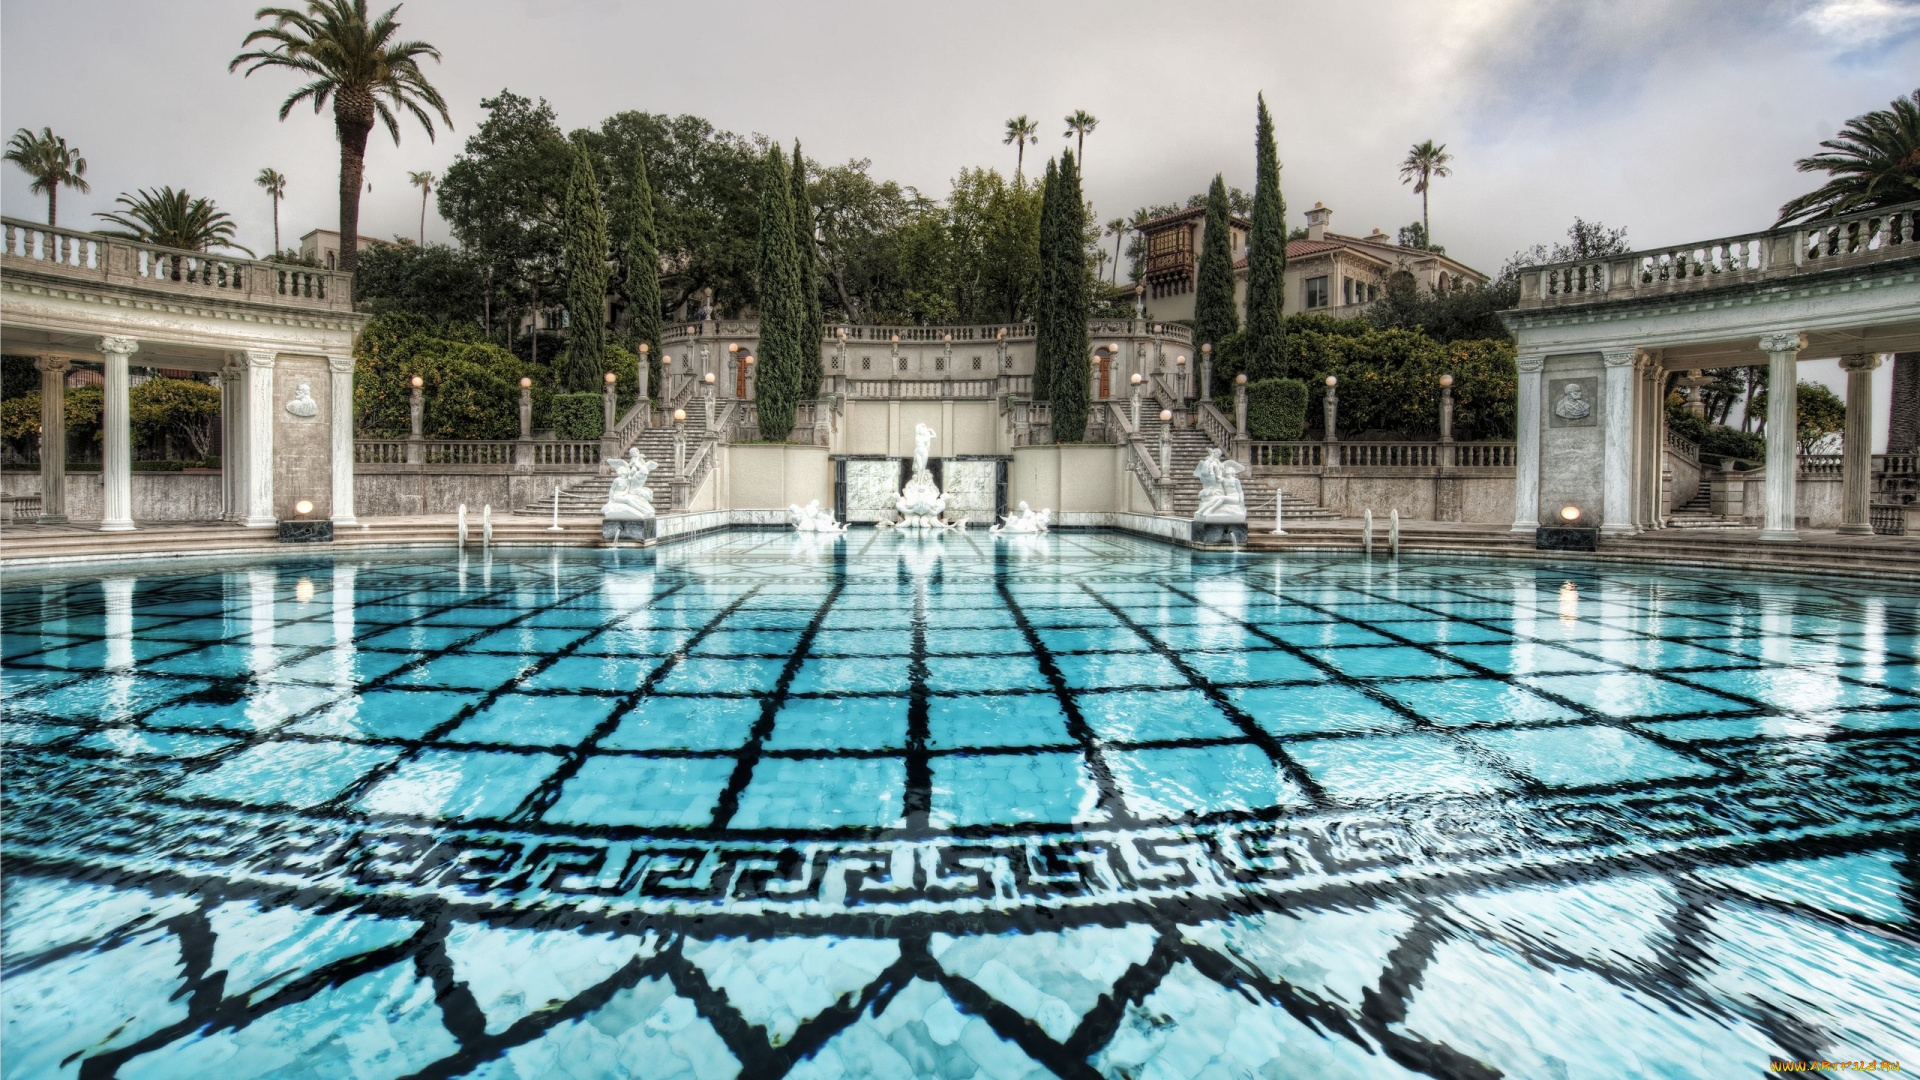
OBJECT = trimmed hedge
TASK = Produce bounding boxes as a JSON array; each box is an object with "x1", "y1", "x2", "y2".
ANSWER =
[
  {"x1": 1247, "y1": 378, "x2": 1307, "y2": 440},
  {"x1": 549, "y1": 392, "x2": 604, "y2": 440}
]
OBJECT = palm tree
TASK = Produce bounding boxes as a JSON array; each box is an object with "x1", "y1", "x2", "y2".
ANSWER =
[
  {"x1": 407, "y1": 168, "x2": 433, "y2": 244},
  {"x1": 230, "y1": 0, "x2": 451, "y2": 274},
  {"x1": 1775, "y1": 90, "x2": 1920, "y2": 224},
  {"x1": 1105, "y1": 217, "x2": 1127, "y2": 283},
  {"x1": 255, "y1": 167, "x2": 287, "y2": 254},
  {"x1": 4, "y1": 127, "x2": 89, "y2": 226},
  {"x1": 1777, "y1": 89, "x2": 1920, "y2": 455},
  {"x1": 1398, "y1": 139, "x2": 1452, "y2": 244},
  {"x1": 95, "y1": 187, "x2": 254, "y2": 270},
  {"x1": 1003, "y1": 115, "x2": 1039, "y2": 181},
  {"x1": 1063, "y1": 110, "x2": 1099, "y2": 162}
]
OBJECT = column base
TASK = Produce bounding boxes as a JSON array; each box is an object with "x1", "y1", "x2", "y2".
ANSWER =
[
  {"x1": 332, "y1": 515, "x2": 359, "y2": 528},
  {"x1": 1599, "y1": 524, "x2": 1637, "y2": 537},
  {"x1": 1757, "y1": 529, "x2": 1801, "y2": 542},
  {"x1": 1837, "y1": 523, "x2": 1873, "y2": 536},
  {"x1": 243, "y1": 515, "x2": 278, "y2": 529},
  {"x1": 1509, "y1": 521, "x2": 1538, "y2": 533},
  {"x1": 100, "y1": 520, "x2": 135, "y2": 533},
  {"x1": 35, "y1": 514, "x2": 68, "y2": 525}
]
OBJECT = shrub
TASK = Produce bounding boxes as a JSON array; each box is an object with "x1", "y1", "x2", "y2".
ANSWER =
[
  {"x1": 130, "y1": 376, "x2": 220, "y2": 459},
  {"x1": 548, "y1": 392, "x2": 604, "y2": 440},
  {"x1": 354, "y1": 312, "x2": 527, "y2": 439},
  {"x1": 425, "y1": 361, "x2": 517, "y2": 439},
  {"x1": 1665, "y1": 403, "x2": 1710, "y2": 446},
  {"x1": 2, "y1": 355, "x2": 38, "y2": 401},
  {"x1": 1247, "y1": 378, "x2": 1308, "y2": 440},
  {"x1": 1701, "y1": 426, "x2": 1765, "y2": 463}
]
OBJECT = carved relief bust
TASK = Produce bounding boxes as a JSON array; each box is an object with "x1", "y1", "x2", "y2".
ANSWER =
[
  {"x1": 1553, "y1": 383, "x2": 1591, "y2": 421},
  {"x1": 284, "y1": 383, "x2": 319, "y2": 418}
]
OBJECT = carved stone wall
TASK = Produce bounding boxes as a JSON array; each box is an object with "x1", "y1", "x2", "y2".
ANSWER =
[{"x1": 271, "y1": 354, "x2": 332, "y2": 519}]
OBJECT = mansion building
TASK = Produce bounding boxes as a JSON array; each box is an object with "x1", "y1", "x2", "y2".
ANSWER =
[{"x1": 1137, "y1": 201, "x2": 1488, "y2": 328}]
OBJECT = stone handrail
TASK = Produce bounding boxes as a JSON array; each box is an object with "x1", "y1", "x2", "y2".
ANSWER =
[
  {"x1": 1516, "y1": 200, "x2": 1919, "y2": 308},
  {"x1": 1880, "y1": 452, "x2": 1916, "y2": 477},
  {"x1": 1664, "y1": 428, "x2": 1700, "y2": 464},
  {"x1": 726, "y1": 401, "x2": 832, "y2": 445},
  {"x1": 847, "y1": 378, "x2": 996, "y2": 399},
  {"x1": 606, "y1": 399, "x2": 649, "y2": 450},
  {"x1": 664, "y1": 320, "x2": 1038, "y2": 345},
  {"x1": 530, "y1": 441, "x2": 602, "y2": 467},
  {"x1": 1249, "y1": 440, "x2": 1516, "y2": 470},
  {"x1": 1, "y1": 216, "x2": 353, "y2": 312},
  {"x1": 1799, "y1": 454, "x2": 1844, "y2": 477},
  {"x1": 1195, "y1": 401, "x2": 1234, "y2": 449}
]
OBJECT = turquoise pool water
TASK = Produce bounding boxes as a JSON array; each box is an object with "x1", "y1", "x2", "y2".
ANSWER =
[{"x1": 2, "y1": 529, "x2": 1916, "y2": 1078}]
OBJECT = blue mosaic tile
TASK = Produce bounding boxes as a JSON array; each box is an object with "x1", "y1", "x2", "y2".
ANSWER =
[
  {"x1": 1078, "y1": 689, "x2": 1242, "y2": 743},
  {"x1": 79, "y1": 728, "x2": 236, "y2": 759},
  {"x1": 730, "y1": 757, "x2": 907, "y2": 830},
  {"x1": 924, "y1": 655, "x2": 1049, "y2": 693},
  {"x1": 388, "y1": 653, "x2": 536, "y2": 691},
  {"x1": 1288, "y1": 734, "x2": 1513, "y2": 802},
  {"x1": 357, "y1": 748, "x2": 564, "y2": 820},
  {"x1": 1439, "y1": 643, "x2": 1622, "y2": 675},
  {"x1": 926, "y1": 693, "x2": 1074, "y2": 750},
  {"x1": 789, "y1": 657, "x2": 909, "y2": 695},
  {"x1": 930, "y1": 752, "x2": 1101, "y2": 827},
  {"x1": 1309, "y1": 647, "x2": 1471, "y2": 679},
  {"x1": 443, "y1": 693, "x2": 617, "y2": 747},
  {"x1": 1520, "y1": 672, "x2": 1750, "y2": 718},
  {"x1": 520, "y1": 654, "x2": 662, "y2": 693},
  {"x1": 1376, "y1": 678, "x2": 1580, "y2": 728},
  {"x1": 573, "y1": 628, "x2": 694, "y2": 656},
  {"x1": 811, "y1": 628, "x2": 915, "y2": 656},
  {"x1": 767, "y1": 696, "x2": 909, "y2": 751},
  {"x1": 1053, "y1": 652, "x2": 1188, "y2": 690},
  {"x1": 1106, "y1": 744, "x2": 1308, "y2": 818},
  {"x1": 599, "y1": 696, "x2": 763, "y2": 752},
  {"x1": 544, "y1": 755, "x2": 738, "y2": 829},
  {"x1": 1182, "y1": 648, "x2": 1320, "y2": 686},
  {"x1": 654, "y1": 657, "x2": 786, "y2": 695},
  {"x1": 1227, "y1": 684, "x2": 1413, "y2": 737},
  {"x1": 287, "y1": 689, "x2": 485, "y2": 741},
  {"x1": 1468, "y1": 725, "x2": 1718, "y2": 787},
  {"x1": 173, "y1": 740, "x2": 400, "y2": 808}
]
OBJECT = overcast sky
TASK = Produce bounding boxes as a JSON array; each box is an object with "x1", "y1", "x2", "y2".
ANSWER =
[{"x1": 4, "y1": 0, "x2": 1916, "y2": 438}]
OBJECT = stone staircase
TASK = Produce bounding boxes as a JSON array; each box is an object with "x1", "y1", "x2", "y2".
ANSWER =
[
  {"x1": 1126, "y1": 412, "x2": 1337, "y2": 521},
  {"x1": 513, "y1": 426, "x2": 691, "y2": 517},
  {"x1": 1666, "y1": 482, "x2": 1741, "y2": 529}
]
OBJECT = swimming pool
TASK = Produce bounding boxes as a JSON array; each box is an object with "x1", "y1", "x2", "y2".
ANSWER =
[{"x1": 3, "y1": 530, "x2": 1916, "y2": 1077}]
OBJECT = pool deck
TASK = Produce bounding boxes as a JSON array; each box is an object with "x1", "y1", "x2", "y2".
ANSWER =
[{"x1": 4, "y1": 513, "x2": 1919, "y2": 579}]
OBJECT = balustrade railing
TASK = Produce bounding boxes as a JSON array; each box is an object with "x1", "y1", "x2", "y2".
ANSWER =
[
  {"x1": 1798, "y1": 454, "x2": 1844, "y2": 477},
  {"x1": 354, "y1": 440, "x2": 408, "y2": 465},
  {"x1": 1195, "y1": 401, "x2": 1234, "y2": 449},
  {"x1": 1, "y1": 217, "x2": 352, "y2": 312},
  {"x1": 529, "y1": 441, "x2": 601, "y2": 467},
  {"x1": 1518, "y1": 200, "x2": 1918, "y2": 308},
  {"x1": 1248, "y1": 440, "x2": 1515, "y2": 470},
  {"x1": 846, "y1": 378, "x2": 995, "y2": 399},
  {"x1": 1664, "y1": 429, "x2": 1700, "y2": 464}
]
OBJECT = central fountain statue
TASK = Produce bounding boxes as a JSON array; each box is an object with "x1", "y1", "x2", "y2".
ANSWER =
[
  {"x1": 893, "y1": 423, "x2": 949, "y2": 528},
  {"x1": 601, "y1": 446, "x2": 660, "y2": 542},
  {"x1": 1192, "y1": 447, "x2": 1249, "y2": 545}
]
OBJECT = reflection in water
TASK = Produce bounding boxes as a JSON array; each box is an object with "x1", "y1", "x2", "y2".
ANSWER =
[{"x1": 0, "y1": 537, "x2": 1915, "y2": 1076}]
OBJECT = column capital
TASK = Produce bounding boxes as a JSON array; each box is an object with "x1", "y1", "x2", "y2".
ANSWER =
[
  {"x1": 1758, "y1": 331, "x2": 1806, "y2": 355},
  {"x1": 1516, "y1": 354, "x2": 1545, "y2": 374},
  {"x1": 327, "y1": 355, "x2": 356, "y2": 374},
  {"x1": 245, "y1": 349, "x2": 277, "y2": 368},
  {"x1": 97, "y1": 336, "x2": 139, "y2": 358},
  {"x1": 1838, "y1": 353, "x2": 1882, "y2": 373},
  {"x1": 33, "y1": 356, "x2": 73, "y2": 376},
  {"x1": 1601, "y1": 348, "x2": 1641, "y2": 367}
]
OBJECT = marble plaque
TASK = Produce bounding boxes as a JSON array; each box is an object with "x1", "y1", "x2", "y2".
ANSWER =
[
  {"x1": 1548, "y1": 377, "x2": 1598, "y2": 428},
  {"x1": 845, "y1": 459, "x2": 901, "y2": 523},
  {"x1": 272, "y1": 355, "x2": 332, "y2": 519},
  {"x1": 941, "y1": 459, "x2": 997, "y2": 520}
]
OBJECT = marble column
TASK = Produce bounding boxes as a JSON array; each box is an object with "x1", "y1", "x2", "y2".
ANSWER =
[
  {"x1": 1758, "y1": 331, "x2": 1805, "y2": 541},
  {"x1": 329, "y1": 355, "x2": 357, "y2": 526},
  {"x1": 1600, "y1": 348, "x2": 1639, "y2": 536},
  {"x1": 1511, "y1": 355, "x2": 1544, "y2": 532},
  {"x1": 1838, "y1": 353, "x2": 1882, "y2": 536},
  {"x1": 244, "y1": 349, "x2": 277, "y2": 527},
  {"x1": 33, "y1": 357, "x2": 72, "y2": 523},
  {"x1": 1638, "y1": 354, "x2": 1663, "y2": 529},
  {"x1": 97, "y1": 336, "x2": 138, "y2": 532},
  {"x1": 223, "y1": 356, "x2": 249, "y2": 523}
]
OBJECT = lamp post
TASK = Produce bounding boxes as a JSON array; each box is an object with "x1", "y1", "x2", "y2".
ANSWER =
[
  {"x1": 743, "y1": 353, "x2": 755, "y2": 402},
  {"x1": 1200, "y1": 342, "x2": 1214, "y2": 402},
  {"x1": 1129, "y1": 372, "x2": 1143, "y2": 431},
  {"x1": 726, "y1": 342, "x2": 740, "y2": 399},
  {"x1": 673, "y1": 408, "x2": 687, "y2": 475},
  {"x1": 1158, "y1": 408, "x2": 1173, "y2": 511},
  {"x1": 1175, "y1": 354, "x2": 1187, "y2": 404},
  {"x1": 1323, "y1": 376, "x2": 1339, "y2": 447},
  {"x1": 703, "y1": 371, "x2": 716, "y2": 430},
  {"x1": 1234, "y1": 373, "x2": 1249, "y2": 438},
  {"x1": 517, "y1": 377, "x2": 532, "y2": 440},
  {"x1": 1438, "y1": 373, "x2": 1455, "y2": 444},
  {"x1": 636, "y1": 342, "x2": 651, "y2": 411},
  {"x1": 602, "y1": 371, "x2": 618, "y2": 432},
  {"x1": 407, "y1": 375, "x2": 424, "y2": 465}
]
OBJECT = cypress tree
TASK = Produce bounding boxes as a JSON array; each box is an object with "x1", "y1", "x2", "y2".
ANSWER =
[
  {"x1": 1193, "y1": 173, "x2": 1240, "y2": 351},
  {"x1": 1049, "y1": 150, "x2": 1091, "y2": 442},
  {"x1": 1244, "y1": 94, "x2": 1287, "y2": 382},
  {"x1": 1030, "y1": 157, "x2": 1061, "y2": 404},
  {"x1": 754, "y1": 144, "x2": 803, "y2": 441},
  {"x1": 561, "y1": 138, "x2": 611, "y2": 391},
  {"x1": 791, "y1": 140, "x2": 824, "y2": 402},
  {"x1": 618, "y1": 148, "x2": 663, "y2": 400}
]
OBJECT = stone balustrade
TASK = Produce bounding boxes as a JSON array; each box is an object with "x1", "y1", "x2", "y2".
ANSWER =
[
  {"x1": 1, "y1": 217, "x2": 352, "y2": 313},
  {"x1": 1249, "y1": 440, "x2": 1516, "y2": 471},
  {"x1": 1517, "y1": 200, "x2": 1919, "y2": 308}
]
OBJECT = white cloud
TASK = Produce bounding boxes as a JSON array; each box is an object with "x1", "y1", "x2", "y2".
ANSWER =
[{"x1": 1797, "y1": 0, "x2": 1920, "y2": 44}]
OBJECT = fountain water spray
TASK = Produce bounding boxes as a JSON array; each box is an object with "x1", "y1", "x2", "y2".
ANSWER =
[
  {"x1": 1362, "y1": 508, "x2": 1373, "y2": 555},
  {"x1": 1389, "y1": 508, "x2": 1400, "y2": 557},
  {"x1": 482, "y1": 505, "x2": 493, "y2": 548},
  {"x1": 457, "y1": 504, "x2": 468, "y2": 548},
  {"x1": 547, "y1": 484, "x2": 563, "y2": 532},
  {"x1": 1270, "y1": 488, "x2": 1286, "y2": 536}
]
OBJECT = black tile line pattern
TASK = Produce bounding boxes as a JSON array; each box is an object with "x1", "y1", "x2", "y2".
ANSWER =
[
  {"x1": 1210, "y1": 574, "x2": 1738, "y2": 790},
  {"x1": 703, "y1": 582, "x2": 838, "y2": 830},
  {"x1": 1330, "y1": 571, "x2": 1920, "y2": 732},
  {"x1": 995, "y1": 580, "x2": 1129, "y2": 821},
  {"x1": 902, "y1": 563, "x2": 934, "y2": 829},
  {"x1": 131, "y1": 571, "x2": 651, "y2": 785},
  {"x1": 327, "y1": 578, "x2": 718, "y2": 817}
]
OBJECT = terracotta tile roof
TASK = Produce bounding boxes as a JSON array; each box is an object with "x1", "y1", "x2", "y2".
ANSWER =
[
  {"x1": 1285, "y1": 239, "x2": 1344, "y2": 257},
  {"x1": 1140, "y1": 206, "x2": 1254, "y2": 231}
]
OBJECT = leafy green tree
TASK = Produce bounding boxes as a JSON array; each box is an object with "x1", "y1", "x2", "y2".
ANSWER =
[
  {"x1": 754, "y1": 144, "x2": 804, "y2": 440},
  {"x1": 559, "y1": 139, "x2": 610, "y2": 391},
  {"x1": 1751, "y1": 381, "x2": 1846, "y2": 453},
  {"x1": 351, "y1": 240, "x2": 500, "y2": 326},
  {"x1": 230, "y1": 0, "x2": 452, "y2": 274},
  {"x1": 129, "y1": 377, "x2": 221, "y2": 459},
  {"x1": 438, "y1": 91, "x2": 572, "y2": 340},
  {"x1": 95, "y1": 188, "x2": 252, "y2": 256},
  {"x1": 1003, "y1": 115, "x2": 1039, "y2": 180},
  {"x1": 614, "y1": 146, "x2": 663, "y2": 398},
  {"x1": 255, "y1": 167, "x2": 287, "y2": 252},
  {"x1": 1398, "y1": 139, "x2": 1452, "y2": 245},
  {"x1": 792, "y1": 141, "x2": 824, "y2": 400},
  {"x1": 1193, "y1": 175, "x2": 1240, "y2": 350},
  {"x1": 1396, "y1": 221, "x2": 1443, "y2": 253},
  {"x1": 1041, "y1": 152, "x2": 1091, "y2": 440},
  {"x1": 4, "y1": 127, "x2": 88, "y2": 225},
  {"x1": 1244, "y1": 94, "x2": 1288, "y2": 381}
]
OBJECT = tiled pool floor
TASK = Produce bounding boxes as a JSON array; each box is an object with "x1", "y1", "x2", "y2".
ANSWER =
[{"x1": 2, "y1": 530, "x2": 1916, "y2": 1077}]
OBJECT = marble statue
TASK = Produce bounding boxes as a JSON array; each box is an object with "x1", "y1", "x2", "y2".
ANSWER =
[
  {"x1": 284, "y1": 383, "x2": 319, "y2": 418},
  {"x1": 1193, "y1": 448, "x2": 1248, "y2": 522},
  {"x1": 991, "y1": 500, "x2": 1052, "y2": 534},
  {"x1": 893, "y1": 422, "x2": 949, "y2": 528},
  {"x1": 790, "y1": 499, "x2": 847, "y2": 533},
  {"x1": 602, "y1": 446, "x2": 660, "y2": 521},
  {"x1": 1554, "y1": 383, "x2": 1592, "y2": 421}
]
